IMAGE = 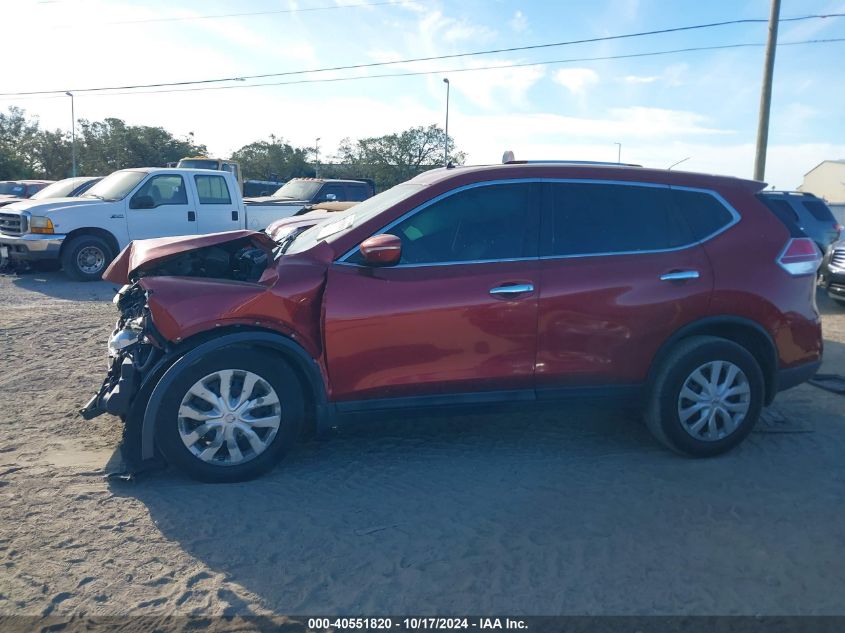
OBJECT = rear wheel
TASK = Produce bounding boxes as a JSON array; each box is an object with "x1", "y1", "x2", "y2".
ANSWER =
[
  {"x1": 155, "y1": 348, "x2": 304, "y2": 482},
  {"x1": 645, "y1": 336, "x2": 764, "y2": 457},
  {"x1": 61, "y1": 234, "x2": 113, "y2": 281}
]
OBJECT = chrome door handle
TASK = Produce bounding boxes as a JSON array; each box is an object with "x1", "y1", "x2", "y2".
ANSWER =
[
  {"x1": 490, "y1": 283, "x2": 534, "y2": 295},
  {"x1": 660, "y1": 270, "x2": 700, "y2": 281}
]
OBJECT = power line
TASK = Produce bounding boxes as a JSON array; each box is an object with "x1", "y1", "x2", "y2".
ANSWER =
[
  {"x1": 56, "y1": 0, "x2": 424, "y2": 27},
  {"x1": 2, "y1": 37, "x2": 841, "y2": 101},
  {"x1": 3, "y1": 12, "x2": 844, "y2": 97}
]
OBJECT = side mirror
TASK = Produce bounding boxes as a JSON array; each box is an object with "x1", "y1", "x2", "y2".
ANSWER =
[
  {"x1": 321, "y1": 193, "x2": 337, "y2": 202},
  {"x1": 359, "y1": 234, "x2": 402, "y2": 266},
  {"x1": 130, "y1": 194, "x2": 155, "y2": 209}
]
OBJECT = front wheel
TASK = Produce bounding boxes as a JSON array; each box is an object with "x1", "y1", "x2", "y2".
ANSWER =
[
  {"x1": 61, "y1": 234, "x2": 113, "y2": 281},
  {"x1": 645, "y1": 336, "x2": 764, "y2": 457},
  {"x1": 154, "y1": 348, "x2": 305, "y2": 482}
]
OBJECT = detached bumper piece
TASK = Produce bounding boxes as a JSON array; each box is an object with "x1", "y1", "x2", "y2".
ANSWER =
[{"x1": 79, "y1": 357, "x2": 139, "y2": 420}]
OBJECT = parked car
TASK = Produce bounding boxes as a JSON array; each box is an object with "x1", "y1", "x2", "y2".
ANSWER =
[
  {"x1": 818, "y1": 239, "x2": 845, "y2": 305},
  {"x1": 243, "y1": 179, "x2": 286, "y2": 198},
  {"x1": 244, "y1": 178, "x2": 374, "y2": 217},
  {"x1": 758, "y1": 191, "x2": 841, "y2": 253},
  {"x1": 176, "y1": 157, "x2": 243, "y2": 192},
  {"x1": 29, "y1": 176, "x2": 102, "y2": 200},
  {"x1": 0, "y1": 180, "x2": 53, "y2": 207},
  {"x1": 81, "y1": 161, "x2": 823, "y2": 482},
  {"x1": 0, "y1": 168, "x2": 303, "y2": 280}
]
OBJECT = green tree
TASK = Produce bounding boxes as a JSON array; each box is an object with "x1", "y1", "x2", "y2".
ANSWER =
[
  {"x1": 231, "y1": 135, "x2": 313, "y2": 181},
  {"x1": 0, "y1": 106, "x2": 40, "y2": 179},
  {"x1": 332, "y1": 124, "x2": 465, "y2": 190},
  {"x1": 33, "y1": 129, "x2": 73, "y2": 179}
]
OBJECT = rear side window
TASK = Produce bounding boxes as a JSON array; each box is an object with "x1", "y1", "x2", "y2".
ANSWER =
[
  {"x1": 543, "y1": 182, "x2": 689, "y2": 256},
  {"x1": 801, "y1": 199, "x2": 835, "y2": 222},
  {"x1": 346, "y1": 184, "x2": 370, "y2": 202},
  {"x1": 672, "y1": 189, "x2": 736, "y2": 241},
  {"x1": 194, "y1": 175, "x2": 231, "y2": 204},
  {"x1": 381, "y1": 182, "x2": 538, "y2": 265}
]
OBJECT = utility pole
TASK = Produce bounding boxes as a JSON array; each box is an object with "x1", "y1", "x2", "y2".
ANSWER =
[
  {"x1": 753, "y1": 0, "x2": 781, "y2": 182},
  {"x1": 315, "y1": 137, "x2": 321, "y2": 178},
  {"x1": 443, "y1": 78, "x2": 450, "y2": 166},
  {"x1": 65, "y1": 91, "x2": 76, "y2": 178},
  {"x1": 614, "y1": 142, "x2": 621, "y2": 163}
]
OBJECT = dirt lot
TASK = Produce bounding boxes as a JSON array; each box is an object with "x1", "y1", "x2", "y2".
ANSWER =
[{"x1": 1, "y1": 270, "x2": 844, "y2": 620}]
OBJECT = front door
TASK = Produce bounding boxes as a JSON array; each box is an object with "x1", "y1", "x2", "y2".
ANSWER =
[
  {"x1": 127, "y1": 174, "x2": 196, "y2": 240},
  {"x1": 324, "y1": 181, "x2": 541, "y2": 403}
]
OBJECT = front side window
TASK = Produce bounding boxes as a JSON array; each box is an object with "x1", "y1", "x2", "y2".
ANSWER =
[
  {"x1": 317, "y1": 184, "x2": 345, "y2": 202},
  {"x1": 131, "y1": 175, "x2": 187, "y2": 208},
  {"x1": 195, "y1": 175, "x2": 231, "y2": 204},
  {"x1": 544, "y1": 182, "x2": 689, "y2": 257},
  {"x1": 365, "y1": 183, "x2": 538, "y2": 265}
]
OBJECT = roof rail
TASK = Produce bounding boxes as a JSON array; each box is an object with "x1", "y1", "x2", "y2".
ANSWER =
[{"x1": 503, "y1": 159, "x2": 642, "y2": 167}]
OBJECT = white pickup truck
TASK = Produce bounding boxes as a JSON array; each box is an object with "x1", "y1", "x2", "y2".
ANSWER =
[{"x1": 0, "y1": 167, "x2": 292, "y2": 281}]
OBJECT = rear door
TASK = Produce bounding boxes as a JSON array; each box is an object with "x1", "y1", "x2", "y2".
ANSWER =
[
  {"x1": 535, "y1": 181, "x2": 716, "y2": 393},
  {"x1": 126, "y1": 174, "x2": 197, "y2": 240},
  {"x1": 323, "y1": 181, "x2": 541, "y2": 403},
  {"x1": 193, "y1": 174, "x2": 242, "y2": 233}
]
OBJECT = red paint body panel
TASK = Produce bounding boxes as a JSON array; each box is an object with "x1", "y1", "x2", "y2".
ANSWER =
[
  {"x1": 323, "y1": 260, "x2": 538, "y2": 400},
  {"x1": 536, "y1": 245, "x2": 714, "y2": 386}
]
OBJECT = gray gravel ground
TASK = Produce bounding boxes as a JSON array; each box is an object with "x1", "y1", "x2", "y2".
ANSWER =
[{"x1": 0, "y1": 270, "x2": 844, "y2": 620}]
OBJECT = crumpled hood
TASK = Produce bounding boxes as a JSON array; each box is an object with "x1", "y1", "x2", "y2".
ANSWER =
[
  {"x1": 102, "y1": 230, "x2": 277, "y2": 284},
  {"x1": 1, "y1": 197, "x2": 103, "y2": 213}
]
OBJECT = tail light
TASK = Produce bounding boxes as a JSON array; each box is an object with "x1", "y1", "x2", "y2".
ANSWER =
[{"x1": 777, "y1": 237, "x2": 822, "y2": 276}]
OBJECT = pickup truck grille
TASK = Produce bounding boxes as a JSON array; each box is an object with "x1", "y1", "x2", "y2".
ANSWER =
[
  {"x1": 0, "y1": 213, "x2": 25, "y2": 236},
  {"x1": 831, "y1": 248, "x2": 845, "y2": 269}
]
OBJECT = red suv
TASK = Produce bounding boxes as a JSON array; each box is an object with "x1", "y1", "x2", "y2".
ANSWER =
[{"x1": 82, "y1": 162, "x2": 823, "y2": 482}]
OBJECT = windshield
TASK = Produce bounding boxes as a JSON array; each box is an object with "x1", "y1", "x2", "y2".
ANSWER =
[
  {"x1": 31, "y1": 178, "x2": 85, "y2": 200},
  {"x1": 179, "y1": 159, "x2": 220, "y2": 170},
  {"x1": 286, "y1": 183, "x2": 424, "y2": 255},
  {"x1": 83, "y1": 171, "x2": 146, "y2": 201},
  {"x1": 0, "y1": 182, "x2": 25, "y2": 196},
  {"x1": 271, "y1": 180, "x2": 321, "y2": 200}
]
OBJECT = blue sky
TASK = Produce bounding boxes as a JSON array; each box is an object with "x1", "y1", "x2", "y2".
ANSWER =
[{"x1": 4, "y1": 0, "x2": 845, "y2": 187}]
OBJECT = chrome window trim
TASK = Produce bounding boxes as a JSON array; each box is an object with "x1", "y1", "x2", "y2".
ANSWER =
[{"x1": 335, "y1": 178, "x2": 741, "y2": 267}]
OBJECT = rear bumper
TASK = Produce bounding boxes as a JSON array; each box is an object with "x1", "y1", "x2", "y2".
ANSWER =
[
  {"x1": 775, "y1": 360, "x2": 822, "y2": 393},
  {"x1": 0, "y1": 233, "x2": 65, "y2": 261}
]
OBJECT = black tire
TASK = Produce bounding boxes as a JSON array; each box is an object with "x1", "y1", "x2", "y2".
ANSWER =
[
  {"x1": 154, "y1": 348, "x2": 305, "y2": 482},
  {"x1": 61, "y1": 234, "x2": 114, "y2": 281},
  {"x1": 645, "y1": 336, "x2": 764, "y2": 457}
]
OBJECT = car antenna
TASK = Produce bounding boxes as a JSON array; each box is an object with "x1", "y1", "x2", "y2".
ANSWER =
[{"x1": 668, "y1": 156, "x2": 691, "y2": 170}]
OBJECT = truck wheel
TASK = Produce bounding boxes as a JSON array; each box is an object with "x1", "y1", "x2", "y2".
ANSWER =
[
  {"x1": 61, "y1": 234, "x2": 113, "y2": 281},
  {"x1": 154, "y1": 348, "x2": 304, "y2": 482},
  {"x1": 645, "y1": 336, "x2": 764, "y2": 457}
]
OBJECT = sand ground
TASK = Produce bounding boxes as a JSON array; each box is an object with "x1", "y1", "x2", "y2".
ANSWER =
[{"x1": 1, "y1": 271, "x2": 844, "y2": 622}]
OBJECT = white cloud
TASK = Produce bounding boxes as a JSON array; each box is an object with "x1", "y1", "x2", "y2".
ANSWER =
[
  {"x1": 552, "y1": 68, "x2": 599, "y2": 95},
  {"x1": 622, "y1": 75, "x2": 660, "y2": 84},
  {"x1": 509, "y1": 10, "x2": 528, "y2": 33}
]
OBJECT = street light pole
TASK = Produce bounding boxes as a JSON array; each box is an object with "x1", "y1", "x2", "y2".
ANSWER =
[
  {"x1": 65, "y1": 91, "x2": 76, "y2": 178},
  {"x1": 315, "y1": 137, "x2": 321, "y2": 178},
  {"x1": 443, "y1": 78, "x2": 450, "y2": 167},
  {"x1": 753, "y1": 0, "x2": 781, "y2": 181},
  {"x1": 614, "y1": 142, "x2": 621, "y2": 163}
]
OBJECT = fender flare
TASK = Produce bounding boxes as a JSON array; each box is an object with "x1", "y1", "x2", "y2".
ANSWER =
[
  {"x1": 138, "y1": 331, "x2": 329, "y2": 461},
  {"x1": 645, "y1": 315, "x2": 778, "y2": 402}
]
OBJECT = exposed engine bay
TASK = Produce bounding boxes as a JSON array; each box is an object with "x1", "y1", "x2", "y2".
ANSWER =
[{"x1": 131, "y1": 237, "x2": 269, "y2": 283}]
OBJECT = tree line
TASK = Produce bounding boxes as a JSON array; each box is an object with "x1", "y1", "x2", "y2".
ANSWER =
[{"x1": 0, "y1": 106, "x2": 465, "y2": 191}]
